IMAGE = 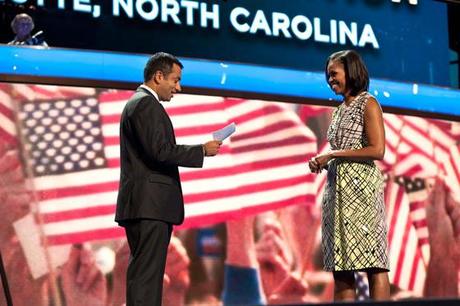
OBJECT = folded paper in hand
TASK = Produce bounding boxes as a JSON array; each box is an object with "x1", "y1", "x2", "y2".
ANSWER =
[{"x1": 212, "y1": 122, "x2": 236, "y2": 141}]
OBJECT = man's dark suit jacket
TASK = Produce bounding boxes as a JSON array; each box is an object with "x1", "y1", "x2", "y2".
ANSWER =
[{"x1": 115, "y1": 87, "x2": 204, "y2": 225}]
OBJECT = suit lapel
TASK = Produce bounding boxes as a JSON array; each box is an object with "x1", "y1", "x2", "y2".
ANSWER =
[{"x1": 137, "y1": 86, "x2": 156, "y2": 99}]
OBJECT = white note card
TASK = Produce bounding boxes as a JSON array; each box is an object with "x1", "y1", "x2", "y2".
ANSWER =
[{"x1": 212, "y1": 122, "x2": 236, "y2": 141}]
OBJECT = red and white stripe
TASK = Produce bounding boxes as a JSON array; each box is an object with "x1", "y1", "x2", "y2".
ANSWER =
[
  {"x1": 10, "y1": 84, "x2": 96, "y2": 101},
  {"x1": 383, "y1": 114, "x2": 438, "y2": 178},
  {"x1": 444, "y1": 145, "x2": 460, "y2": 202},
  {"x1": 427, "y1": 119, "x2": 460, "y2": 202},
  {"x1": 405, "y1": 182, "x2": 430, "y2": 265},
  {"x1": 297, "y1": 104, "x2": 331, "y2": 122},
  {"x1": 385, "y1": 179, "x2": 426, "y2": 294},
  {"x1": 0, "y1": 84, "x2": 18, "y2": 146},
  {"x1": 451, "y1": 122, "x2": 460, "y2": 138},
  {"x1": 171, "y1": 97, "x2": 318, "y2": 226}
]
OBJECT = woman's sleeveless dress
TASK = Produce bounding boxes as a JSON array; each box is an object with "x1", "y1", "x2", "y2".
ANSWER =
[{"x1": 322, "y1": 91, "x2": 389, "y2": 271}]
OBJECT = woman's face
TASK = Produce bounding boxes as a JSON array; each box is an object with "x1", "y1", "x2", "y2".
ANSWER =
[{"x1": 327, "y1": 60, "x2": 347, "y2": 96}]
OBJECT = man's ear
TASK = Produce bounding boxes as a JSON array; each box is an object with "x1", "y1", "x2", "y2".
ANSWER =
[{"x1": 153, "y1": 70, "x2": 163, "y2": 84}]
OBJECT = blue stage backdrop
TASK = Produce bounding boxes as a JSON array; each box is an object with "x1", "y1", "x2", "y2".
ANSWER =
[
  {"x1": 1, "y1": 45, "x2": 459, "y2": 120},
  {"x1": 0, "y1": 0, "x2": 450, "y2": 86}
]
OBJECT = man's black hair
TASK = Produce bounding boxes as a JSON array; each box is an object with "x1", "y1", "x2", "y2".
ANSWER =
[{"x1": 144, "y1": 52, "x2": 183, "y2": 83}]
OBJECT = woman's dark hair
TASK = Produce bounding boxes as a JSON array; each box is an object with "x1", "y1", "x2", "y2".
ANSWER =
[
  {"x1": 325, "y1": 50, "x2": 369, "y2": 96},
  {"x1": 144, "y1": 52, "x2": 183, "y2": 82}
]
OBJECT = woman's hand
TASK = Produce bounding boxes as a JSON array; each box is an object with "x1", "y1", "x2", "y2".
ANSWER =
[
  {"x1": 308, "y1": 158, "x2": 319, "y2": 173},
  {"x1": 308, "y1": 152, "x2": 333, "y2": 174}
]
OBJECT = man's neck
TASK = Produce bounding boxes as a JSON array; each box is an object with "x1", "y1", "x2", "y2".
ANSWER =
[{"x1": 140, "y1": 84, "x2": 160, "y2": 102}]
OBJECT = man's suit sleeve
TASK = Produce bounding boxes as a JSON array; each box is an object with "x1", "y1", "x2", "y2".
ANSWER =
[{"x1": 131, "y1": 97, "x2": 204, "y2": 168}]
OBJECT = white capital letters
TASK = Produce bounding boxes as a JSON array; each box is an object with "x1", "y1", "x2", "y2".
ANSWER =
[
  {"x1": 339, "y1": 21, "x2": 358, "y2": 46},
  {"x1": 161, "y1": 0, "x2": 181, "y2": 24},
  {"x1": 250, "y1": 10, "x2": 271, "y2": 35},
  {"x1": 230, "y1": 7, "x2": 250, "y2": 33},
  {"x1": 74, "y1": 0, "x2": 92, "y2": 13},
  {"x1": 359, "y1": 24, "x2": 379, "y2": 49},
  {"x1": 272, "y1": 12, "x2": 291, "y2": 38},
  {"x1": 200, "y1": 3, "x2": 219, "y2": 29},
  {"x1": 291, "y1": 15, "x2": 313, "y2": 41},
  {"x1": 181, "y1": 0, "x2": 199, "y2": 26},
  {"x1": 136, "y1": 0, "x2": 159, "y2": 21},
  {"x1": 113, "y1": 0, "x2": 133, "y2": 17}
]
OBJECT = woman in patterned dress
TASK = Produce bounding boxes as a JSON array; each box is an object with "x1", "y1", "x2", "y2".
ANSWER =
[{"x1": 308, "y1": 50, "x2": 390, "y2": 301}]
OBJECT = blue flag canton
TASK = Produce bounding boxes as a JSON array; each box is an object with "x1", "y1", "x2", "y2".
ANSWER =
[
  {"x1": 400, "y1": 176, "x2": 426, "y2": 194},
  {"x1": 19, "y1": 97, "x2": 107, "y2": 176},
  {"x1": 355, "y1": 272, "x2": 370, "y2": 301}
]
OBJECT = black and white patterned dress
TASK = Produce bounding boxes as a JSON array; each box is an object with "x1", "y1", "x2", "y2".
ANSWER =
[{"x1": 322, "y1": 91, "x2": 389, "y2": 271}]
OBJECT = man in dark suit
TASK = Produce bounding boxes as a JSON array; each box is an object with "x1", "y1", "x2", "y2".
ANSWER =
[{"x1": 115, "y1": 52, "x2": 222, "y2": 306}]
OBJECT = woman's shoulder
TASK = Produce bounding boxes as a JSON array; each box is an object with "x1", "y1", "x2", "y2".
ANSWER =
[
  {"x1": 358, "y1": 91, "x2": 381, "y2": 110},
  {"x1": 360, "y1": 91, "x2": 380, "y2": 102},
  {"x1": 364, "y1": 92, "x2": 381, "y2": 107}
]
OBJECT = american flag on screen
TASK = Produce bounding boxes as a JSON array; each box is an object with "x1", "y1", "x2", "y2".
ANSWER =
[
  {"x1": 168, "y1": 97, "x2": 318, "y2": 226},
  {"x1": 17, "y1": 95, "x2": 125, "y2": 245},
  {"x1": 0, "y1": 84, "x2": 96, "y2": 146},
  {"x1": 399, "y1": 177, "x2": 430, "y2": 265},
  {"x1": 19, "y1": 97, "x2": 107, "y2": 176},
  {"x1": 382, "y1": 114, "x2": 460, "y2": 180},
  {"x1": 381, "y1": 114, "x2": 438, "y2": 178},
  {"x1": 379, "y1": 114, "x2": 460, "y2": 293},
  {"x1": 385, "y1": 177, "x2": 426, "y2": 295},
  {"x1": 431, "y1": 121, "x2": 460, "y2": 202},
  {"x1": 1, "y1": 86, "x2": 318, "y2": 245},
  {"x1": 354, "y1": 272, "x2": 370, "y2": 301}
]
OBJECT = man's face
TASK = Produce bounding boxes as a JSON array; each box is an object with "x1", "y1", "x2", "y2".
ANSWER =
[
  {"x1": 157, "y1": 64, "x2": 182, "y2": 102},
  {"x1": 13, "y1": 18, "x2": 33, "y2": 38}
]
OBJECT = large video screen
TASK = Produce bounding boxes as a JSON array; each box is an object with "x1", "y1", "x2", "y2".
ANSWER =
[
  {"x1": 0, "y1": 0, "x2": 450, "y2": 86},
  {"x1": 1, "y1": 82, "x2": 459, "y2": 305}
]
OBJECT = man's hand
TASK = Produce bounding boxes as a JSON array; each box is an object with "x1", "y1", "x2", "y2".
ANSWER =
[{"x1": 203, "y1": 141, "x2": 222, "y2": 156}]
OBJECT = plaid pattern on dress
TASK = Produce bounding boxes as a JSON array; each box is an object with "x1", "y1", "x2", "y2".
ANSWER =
[{"x1": 322, "y1": 92, "x2": 389, "y2": 271}]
